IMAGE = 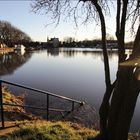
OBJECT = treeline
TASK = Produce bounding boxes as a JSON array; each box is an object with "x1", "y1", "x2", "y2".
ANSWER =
[
  {"x1": 60, "y1": 38, "x2": 133, "y2": 49},
  {"x1": 60, "y1": 39, "x2": 118, "y2": 48},
  {"x1": 0, "y1": 20, "x2": 32, "y2": 47}
]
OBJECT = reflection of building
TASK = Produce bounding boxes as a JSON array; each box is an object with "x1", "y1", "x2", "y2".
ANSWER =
[
  {"x1": 47, "y1": 48, "x2": 59, "y2": 56},
  {"x1": 48, "y1": 38, "x2": 60, "y2": 47}
]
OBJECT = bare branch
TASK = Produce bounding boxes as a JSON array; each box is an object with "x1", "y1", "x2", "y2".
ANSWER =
[{"x1": 31, "y1": 0, "x2": 111, "y2": 28}]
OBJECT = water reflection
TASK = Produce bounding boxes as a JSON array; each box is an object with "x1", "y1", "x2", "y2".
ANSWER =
[
  {"x1": 47, "y1": 48, "x2": 59, "y2": 57},
  {"x1": 1, "y1": 48, "x2": 139, "y2": 132},
  {"x1": 0, "y1": 52, "x2": 32, "y2": 76},
  {"x1": 46, "y1": 48, "x2": 118, "y2": 60}
]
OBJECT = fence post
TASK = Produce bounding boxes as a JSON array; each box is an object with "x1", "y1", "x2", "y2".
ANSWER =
[
  {"x1": 0, "y1": 81, "x2": 4, "y2": 128},
  {"x1": 71, "y1": 101, "x2": 74, "y2": 111},
  {"x1": 46, "y1": 94, "x2": 49, "y2": 120}
]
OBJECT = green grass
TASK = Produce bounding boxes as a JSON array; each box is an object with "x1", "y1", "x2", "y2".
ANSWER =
[{"x1": 0, "y1": 121, "x2": 98, "y2": 140}]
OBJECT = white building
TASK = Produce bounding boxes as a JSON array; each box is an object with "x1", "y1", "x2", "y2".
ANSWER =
[
  {"x1": 48, "y1": 37, "x2": 60, "y2": 47},
  {"x1": 14, "y1": 44, "x2": 25, "y2": 55}
]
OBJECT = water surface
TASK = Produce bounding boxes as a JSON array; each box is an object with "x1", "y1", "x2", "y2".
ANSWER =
[{"x1": 0, "y1": 48, "x2": 139, "y2": 132}]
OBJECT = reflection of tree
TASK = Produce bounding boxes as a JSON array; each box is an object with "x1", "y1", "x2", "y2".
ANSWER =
[
  {"x1": 100, "y1": 51, "x2": 118, "y2": 62},
  {"x1": 60, "y1": 49, "x2": 78, "y2": 58},
  {"x1": 60, "y1": 48, "x2": 118, "y2": 60},
  {"x1": 0, "y1": 52, "x2": 32, "y2": 76}
]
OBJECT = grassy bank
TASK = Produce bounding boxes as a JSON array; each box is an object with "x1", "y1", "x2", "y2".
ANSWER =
[
  {"x1": 0, "y1": 120, "x2": 98, "y2": 140},
  {"x1": 1, "y1": 86, "x2": 98, "y2": 140},
  {"x1": 2, "y1": 86, "x2": 35, "y2": 120},
  {"x1": 1, "y1": 86, "x2": 140, "y2": 140},
  {"x1": 3, "y1": 86, "x2": 25, "y2": 113},
  {"x1": 0, "y1": 120, "x2": 139, "y2": 140}
]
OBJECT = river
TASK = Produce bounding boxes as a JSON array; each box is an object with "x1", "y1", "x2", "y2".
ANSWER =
[{"x1": 0, "y1": 47, "x2": 139, "y2": 132}]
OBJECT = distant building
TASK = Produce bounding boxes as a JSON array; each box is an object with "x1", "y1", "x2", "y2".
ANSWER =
[
  {"x1": 48, "y1": 37, "x2": 60, "y2": 47},
  {"x1": 14, "y1": 44, "x2": 25, "y2": 55},
  {"x1": 14, "y1": 44, "x2": 25, "y2": 50}
]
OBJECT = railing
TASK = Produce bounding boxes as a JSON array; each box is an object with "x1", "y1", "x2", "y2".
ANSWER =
[{"x1": 0, "y1": 80, "x2": 84, "y2": 128}]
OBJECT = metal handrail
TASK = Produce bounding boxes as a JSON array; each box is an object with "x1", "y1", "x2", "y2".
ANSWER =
[
  {"x1": 3, "y1": 103, "x2": 71, "y2": 112},
  {"x1": 0, "y1": 80, "x2": 82, "y2": 104},
  {"x1": 0, "y1": 80, "x2": 84, "y2": 128}
]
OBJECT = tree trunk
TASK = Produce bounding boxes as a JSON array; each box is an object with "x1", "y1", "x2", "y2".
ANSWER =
[
  {"x1": 108, "y1": 65, "x2": 140, "y2": 140},
  {"x1": 132, "y1": 24, "x2": 140, "y2": 57},
  {"x1": 108, "y1": 20, "x2": 140, "y2": 140},
  {"x1": 90, "y1": 1, "x2": 140, "y2": 140},
  {"x1": 91, "y1": 1, "x2": 113, "y2": 138},
  {"x1": 116, "y1": 0, "x2": 128, "y2": 63}
]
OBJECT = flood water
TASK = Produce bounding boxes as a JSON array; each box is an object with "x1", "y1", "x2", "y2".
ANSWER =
[{"x1": 0, "y1": 48, "x2": 139, "y2": 132}]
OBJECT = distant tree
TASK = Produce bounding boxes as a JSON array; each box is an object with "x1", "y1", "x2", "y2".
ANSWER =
[
  {"x1": 63, "y1": 37, "x2": 75, "y2": 43},
  {"x1": 106, "y1": 33, "x2": 115, "y2": 40},
  {"x1": 32, "y1": 0, "x2": 140, "y2": 140},
  {"x1": 0, "y1": 20, "x2": 31, "y2": 47}
]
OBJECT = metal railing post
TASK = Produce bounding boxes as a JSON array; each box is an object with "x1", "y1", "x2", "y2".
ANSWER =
[
  {"x1": 0, "y1": 80, "x2": 83, "y2": 122},
  {"x1": 46, "y1": 94, "x2": 49, "y2": 120},
  {"x1": 71, "y1": 101, "x2": 74, "y2": 111},
  {"x1": 0, "y1": 81, "x2": 4, "y2": 128}
]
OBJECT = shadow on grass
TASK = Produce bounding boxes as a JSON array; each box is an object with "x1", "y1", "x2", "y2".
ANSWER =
[{"x1": 88, "y1": 134, "x2": 107, "y2": 140}]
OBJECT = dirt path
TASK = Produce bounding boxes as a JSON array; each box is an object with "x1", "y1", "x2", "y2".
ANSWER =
[{"x1": 0, "y1": 121, "x2": 20, "y2": 136}]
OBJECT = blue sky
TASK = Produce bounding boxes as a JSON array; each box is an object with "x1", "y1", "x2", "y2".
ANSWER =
[{"x1": 0, "y1": 0, "x2": 131, "y2": 42}]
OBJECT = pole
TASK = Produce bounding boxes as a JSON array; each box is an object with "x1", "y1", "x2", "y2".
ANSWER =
[
  {"x1": 0, "y1": 81, "x2": 4, "y2": 128},
  {"x1": 46, "y1": 94, "x2": 49, "y2": 120},
  {"x1": 72, "y1": 101, "x2": 74, "y2": 111}
]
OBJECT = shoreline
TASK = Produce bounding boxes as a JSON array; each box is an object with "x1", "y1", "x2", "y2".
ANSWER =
[{"x1": 0, "y1": 47, "x2": 14, "y2": 54}]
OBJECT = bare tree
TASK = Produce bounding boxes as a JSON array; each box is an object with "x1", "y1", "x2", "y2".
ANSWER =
[
  {"x1": 0, "y1": 20, "x2": 31, "y2": 47},
  {"x1": 63, "y1": 36, "x2": 75, "y2": 43},
  {"x1": 32, "y1": 0, "x2": 140, "y2": 140},
  {"x1": 107, "y1": 1, "x2": 140, "y2": 140}
]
